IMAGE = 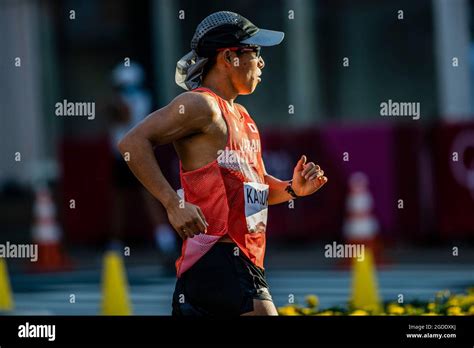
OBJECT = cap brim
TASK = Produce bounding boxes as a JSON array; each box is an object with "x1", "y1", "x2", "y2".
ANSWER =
[{"x1": 240, "y1": 28, "x2": 284, "y2": 47}]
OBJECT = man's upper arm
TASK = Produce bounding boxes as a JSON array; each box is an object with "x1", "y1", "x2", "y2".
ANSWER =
[{"x1": 127, "y1": 91, "x2": 219, "y2": 145}]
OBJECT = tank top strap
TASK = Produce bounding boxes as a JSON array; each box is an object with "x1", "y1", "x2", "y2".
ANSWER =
[{"x1": 192, "y1": 87, "x2": 231, "y2": 114}]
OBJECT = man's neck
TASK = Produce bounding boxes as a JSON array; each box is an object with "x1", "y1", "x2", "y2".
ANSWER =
[{"x1": 201, "y1": 72, "x2": 238, "y2": 106}]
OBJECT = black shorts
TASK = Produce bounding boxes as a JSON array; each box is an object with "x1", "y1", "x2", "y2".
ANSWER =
[{"x1": 171, "y1": 242, "x2": 273, "y2": 316}]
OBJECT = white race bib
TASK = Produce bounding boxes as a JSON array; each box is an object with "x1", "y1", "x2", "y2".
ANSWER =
[{"x1": 243, "y1": 182, "x2": 269, "y2": 233}]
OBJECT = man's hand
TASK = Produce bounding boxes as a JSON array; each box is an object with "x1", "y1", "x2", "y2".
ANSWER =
[
  {"x1": 292, "y1": 155, "x2": 328, "y2": 197},
  {"x1": 166, "y1": 202, "x2": 209, "y2": 240}
]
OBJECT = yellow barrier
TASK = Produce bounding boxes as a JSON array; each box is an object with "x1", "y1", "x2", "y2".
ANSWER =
[
  {"x1": 350, "y1": 249, "x2": 382, "y2": 313},
  {"x1": 0, "y1": 258, "x2": 14, "y2": 311},
  {"x1": 100, "y1": 251, "x2": 132, "y2": 315}
]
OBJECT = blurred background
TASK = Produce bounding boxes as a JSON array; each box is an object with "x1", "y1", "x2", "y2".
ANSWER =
[{"x1": 0, "y1": 0, "x2": 473, "y2": 315}]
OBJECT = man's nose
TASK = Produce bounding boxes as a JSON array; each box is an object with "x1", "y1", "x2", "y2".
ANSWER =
[{"x1": 258, "y1": 56, "x2": 265, "y2": 69}]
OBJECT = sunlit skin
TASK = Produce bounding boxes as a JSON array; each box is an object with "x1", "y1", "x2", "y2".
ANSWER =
[
  {"x1": 209, "y1": 48, "x2": 264, "y2": 95},
  {"x1": 200, "y1": 48, "x2": 328, "y2": 204},
  {"x1": 118, "y1": 47, "x2": 327, "y2": 315}
]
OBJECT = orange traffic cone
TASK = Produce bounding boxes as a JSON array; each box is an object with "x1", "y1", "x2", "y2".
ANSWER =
[
  {"x1": 30, "y1": 186, "x2": 72, "y2": 272},
  {"x1": 341, "y1": 172, "x2": 384, "y2": 266}
]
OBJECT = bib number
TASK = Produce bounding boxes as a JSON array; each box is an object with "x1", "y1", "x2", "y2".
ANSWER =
[{"x1": 243, "y1": 182, "x2": 269, "y2": 233}]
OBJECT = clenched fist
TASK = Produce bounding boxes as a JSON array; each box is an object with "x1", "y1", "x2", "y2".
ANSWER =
[
  {"x1": 166, "y1": 202, "x2": 209, "y2": 239},
  {"x1": 291, "y1": 155, "x2": 328, "y2": 197}
]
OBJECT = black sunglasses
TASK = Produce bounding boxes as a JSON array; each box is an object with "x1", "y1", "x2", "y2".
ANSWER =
[{"x1": 217, "y1": 46, "x2": 262, "y2": 58}]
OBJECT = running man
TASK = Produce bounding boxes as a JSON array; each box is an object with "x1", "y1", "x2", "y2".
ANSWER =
[{"x1": 118, "y1": 11, "x2": 328, "y2": 316}]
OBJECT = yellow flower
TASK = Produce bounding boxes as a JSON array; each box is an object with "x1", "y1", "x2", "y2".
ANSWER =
[
  {"x1": 468, "y1": 305, "x2": 474, "y2": 315},
  {"x1": 447, "y1": 306, "x2": 463, "y2": 316},
  {"x1": 316, "y1": 310, "x2": 334, "y2": 316},
  {"x1": 350, "y1": 310, "x2": 368, "y2": 316},
  {"x1": 305, "y1": 295, "x2": 319, "y2": 309},
  {"x1": 427, "y1": 303, "x2": 436, "y2": 311},
  {"x1": 301, "y1": 308, "x2": 314, "y2": 315},
  {"x1": 358, "y1": 304, "x2": 382, "y2": 314},
  {"x1": 447, "y1": 297, "x2": 461, "y2": 307},
  {"x1": 278, "y1": 305, "x2": 300, "y2": 316},
  {"x1": 387, "y1": 304, "x2": 405, "y2": 315},
  {"x1": 458, "y1": 294, "x2": 474, "y2": 307},
  {"x1": 422, "y1": 312, "x2": 438, "y2": 316}
]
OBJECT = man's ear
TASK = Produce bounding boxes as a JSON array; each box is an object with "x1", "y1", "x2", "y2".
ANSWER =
[
  {"x1": 224, "y1": 50, "x2": 232, "y2": 64},
  {"x1": 217, "y1": 50, "x2": 234, "y2": 68}
]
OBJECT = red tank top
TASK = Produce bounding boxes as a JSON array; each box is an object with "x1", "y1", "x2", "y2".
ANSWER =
[{"x1": 175, "y1": 87, "x2": 269, "y2": 277}]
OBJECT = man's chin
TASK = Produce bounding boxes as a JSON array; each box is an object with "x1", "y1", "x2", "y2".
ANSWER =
[
  {"x1": 241, "y1": 91, "x2": 255, "y2": 96},
  {"x1": 240, "y1": 84, "x2": 259, "y2": 95}
]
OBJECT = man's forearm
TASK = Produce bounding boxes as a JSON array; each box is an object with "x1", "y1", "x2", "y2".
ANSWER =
[
  {"x1": 264, "y1": 174, "x2": 294, "y2": 205},
  {"x1": 118, "y1": 135, "x2": 180, "y2": 210}
]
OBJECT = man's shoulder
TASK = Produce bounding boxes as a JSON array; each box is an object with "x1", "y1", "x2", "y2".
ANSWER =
[
  {"x1": 173, "y1": 90, "x2": 217, "y2": 107},
  {"x1": 170, "y1": 91, "x2": 220, "y2": 119}
]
